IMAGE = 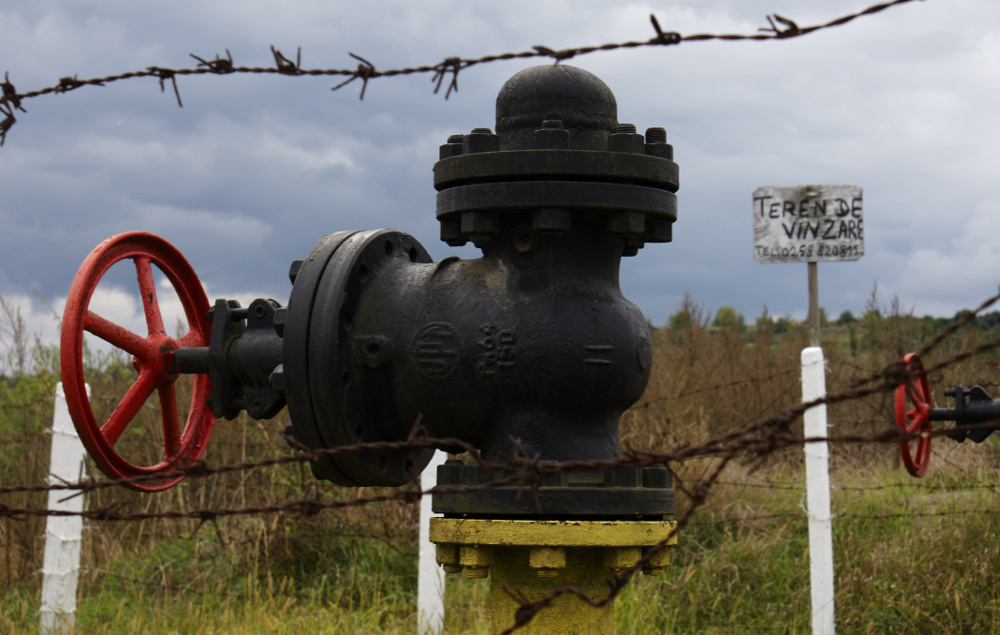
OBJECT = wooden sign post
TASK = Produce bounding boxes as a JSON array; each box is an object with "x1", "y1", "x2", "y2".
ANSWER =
[{"x1": 754, "y1": 184, "x2": 863, "y2": 635}]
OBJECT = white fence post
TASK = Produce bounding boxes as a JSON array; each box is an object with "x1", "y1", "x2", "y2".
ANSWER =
[
  {"x1": 417, "y1": 450, "x2": 447, "y2": 634},
  {"x1": 801, "y1": 347, "x2": 836, "y2": 634},
  {"x1": 40, "y1": 382, "x2": 88, "y2": 635}
]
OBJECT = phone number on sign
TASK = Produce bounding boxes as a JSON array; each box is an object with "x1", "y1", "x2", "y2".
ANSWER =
[{"x1": 756, "y1": 244, "x2": 861, "y2": 259}]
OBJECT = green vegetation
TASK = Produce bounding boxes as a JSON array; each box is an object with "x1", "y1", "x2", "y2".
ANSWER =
[{"x1": 1, "y1": 291, "x2": 1000, "y2": 633}]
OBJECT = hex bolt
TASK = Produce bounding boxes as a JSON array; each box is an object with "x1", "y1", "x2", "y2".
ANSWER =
[
  {"x1": 623, "y1": 237, "x2": 645, "y2": 257},
  {"x1": 464, "y1": 128, "x2": 499, "y2": 154},
  {"x1": 534, "y1": 119, "x2": 568, "y2": 150},
  {"x1": 436, "y1": 544, "x2": 463, "y2": 573},
  {"x1": 644, "y1": 217, "x2": 674, "y2": 244},
  {"x1": 461, "y1": 211, "x2": 500, "y2": 236},
  {"x1": 641, "y1": 465, "x2": 671, "y2": 489},
  {"x1": 439, "y1": 217, "x2": 467, "y2": 247},
  {"x1": 460, "y1": 545, "x2": 492, "y2": 579},
  {"x1": 529, "y1": 546, "x2": 567, "y2": 578},
  {"x1": 532, "y1": 207, "x2": 572, "y2": 233},
  {"x1": 440, "y1": 134, "x2": 465, "y2": 160},
  {"x1": 644, "y1": 127, "x2": 673, "y2": 160},
  {"x1": 608, "y1": 211, "x2": 646, "y2": 236},
  {"x1": 603, "y1": 547, "x2": 642, "y2": 573},
  {"x1": 609, "y1": 123, "x2": 644, "y2": 153},
  {"x1": 644, "y1": 127, "x2": 667, "y2": 144},
  {"x1": 641, "y1": 545, "x2": 672, "y2": 577},
  {"x1": 288, "y1": 259, "x2": 304, "y2": 284},
  {"x1": 272, "y1": 307, "x2": 287, "y2": 337}
]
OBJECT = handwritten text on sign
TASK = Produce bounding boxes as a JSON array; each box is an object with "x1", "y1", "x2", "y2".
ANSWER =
[{"x1": 753, "y1": 185, "x2": 863, "y2": 263}]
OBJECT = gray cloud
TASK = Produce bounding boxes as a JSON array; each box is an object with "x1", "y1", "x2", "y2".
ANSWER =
[{"x1": 1, "y1": 0, "x2": 998, "y2": 342}]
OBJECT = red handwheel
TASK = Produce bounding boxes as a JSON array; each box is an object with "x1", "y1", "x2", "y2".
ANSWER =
[
  {"x1": 60, "y1": 232, "x2": 214, "y2": 491},
  {"x1": 895, "y1": 352, "x2": 932, "y2": 477}
]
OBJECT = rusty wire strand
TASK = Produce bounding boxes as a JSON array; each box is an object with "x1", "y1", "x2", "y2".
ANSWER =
[{"x1": 0, "y1": 0, "x2": 922, "y2": 143}]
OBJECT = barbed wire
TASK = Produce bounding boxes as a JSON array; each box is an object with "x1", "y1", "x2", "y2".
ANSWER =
[
  {"x1": 2, "y1": 285, "x2": 998, "y2": 513},
  {"x1": 0, "y1": 0, "x2": 923, "y2": 146}
]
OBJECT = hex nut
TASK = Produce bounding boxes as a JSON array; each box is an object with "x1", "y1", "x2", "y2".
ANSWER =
[
  {"x1": 288, "y1": 259, "x2": 304, "y2": 284},
  {"x1": 440, "y1": 217, "x2": 467, "y2": 247},
  {"x1": 641, "y1": 544, "x2": 672, "y2": 576},
  {"x1": 461, "y1": 211, "x2": 500, "y2": 235},
  {"x1": 532, "y1": 207, "x2": 572, "y2": 233},
  {"x1": 440, "y1": 134, "x2": 465, "y2": 159},
  {"x1": 272, "y1": 307, "x2": 287, "y2": 337},
  {"x1": 464, "y1": 128, "x2": 499, "y2": 154},
  {"x1": 460, "y1": 543, "x2": 492, "y2": 578},
  {"x1": 436, "y1": 543, "x2": 460, "y2": 567},
  {"x1": 609, "y1": 124, "x2": 644, "y2": 153},
  {"x1": 603, "y1": 547, "x2": 642, "y2": 573},
  {"x1": 534, "y1": 120, "x2": 568, "y2": 150},
  {"x1": 529, "y1": 546, "x2": 567, "y2": 578},
  {"x1": 608, "y1": 211, "x2": 646, "y2": 235}
]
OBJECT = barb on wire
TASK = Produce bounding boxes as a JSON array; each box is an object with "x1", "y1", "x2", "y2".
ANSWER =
[
  {"x1": 55, "y1": 75, "x2": 96, "y2": 93},
  {"x1": 147, "y1": 66, "x2": 183, "y2": 107},
  {"x1": 191, "y1": 49, "x2": 235, "y2": 74},
  {"x1": 271, "y1": 45, "x2": 303, "y2": 75},
  {"x1": 432, "y1": 57, "x2": 463, "y2": 98},
  {"x1": 1, "y1": 72, "x2": 25, "y2": 113},
  {"x1": 760, "y1": 14, "x2": 801, "y2": 38},
  {"x1": 331, "y1": 53, "x2": 376, "y2": 100},
  {"x1": 649, "y1": 15, "x2": 682, "y2": 46}
]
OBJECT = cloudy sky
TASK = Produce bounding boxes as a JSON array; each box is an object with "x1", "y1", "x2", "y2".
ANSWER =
[{"x1": 1, "y1": 0, "x2": 998, "y2": 348}]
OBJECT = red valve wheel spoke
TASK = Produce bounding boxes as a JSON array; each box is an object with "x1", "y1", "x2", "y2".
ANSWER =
[
  {"x1": 101, "y1": 369, "x2": 158, "y2": 446},
  {"x1": 895, "y1": 353, "x2": 932, "y2": 477},
  {"x1": 83, "y1": 310, "x2": 154, "y2": 358},
  {"x1": 61, "y1": 232, "x2": 214, "y2": 492},
  {"x1": 134, "y1": 256, "x2": 167, "y2": 338}
]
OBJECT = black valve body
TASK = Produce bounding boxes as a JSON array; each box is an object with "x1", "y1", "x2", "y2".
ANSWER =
[{"x1": 197, "y1": 66, "x2": 679, "y2": 517}]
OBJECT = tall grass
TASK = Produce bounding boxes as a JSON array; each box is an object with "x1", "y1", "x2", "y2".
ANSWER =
[{"x1": 1, "y1": 291, "x2": 999, "y2": 632}]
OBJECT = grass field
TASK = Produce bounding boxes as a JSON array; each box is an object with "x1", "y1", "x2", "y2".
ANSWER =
[{"x1": 1, "y1": 293, "x2": 999, "y2": 633}]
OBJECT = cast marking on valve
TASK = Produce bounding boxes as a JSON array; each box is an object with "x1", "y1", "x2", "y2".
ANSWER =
[
  {"x1": 477, "y1": 324, "x2": 515, "y2": 376},
  {"x1": 412, "y1": 322, "x2": 461, "y2": 379},
  {"x1": 583, "y1": 344, "x2": 614, "y2": 366}
]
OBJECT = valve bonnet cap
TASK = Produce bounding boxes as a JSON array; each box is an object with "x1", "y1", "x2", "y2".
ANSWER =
[{"x1": 496, "y1": 65, "x2": 617, "y2": 151}]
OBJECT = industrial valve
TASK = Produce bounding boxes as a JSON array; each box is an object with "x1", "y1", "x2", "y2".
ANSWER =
[
  {"x1": 895, "y1": 352, "x2": 1000, "y2": 477},
  {"x1": 60, "y1": 65, "x2": 681, "y2": 632},
  {"x1": 60, "y1": 65, "x2": 678, "y2": 513}
]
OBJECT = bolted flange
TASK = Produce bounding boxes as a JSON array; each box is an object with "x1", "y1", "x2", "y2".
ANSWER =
[{"x1": 434, "y1": 65, "x2": 678, "y2": 254}]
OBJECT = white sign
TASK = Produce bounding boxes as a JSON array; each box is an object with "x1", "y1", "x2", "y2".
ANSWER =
[{"x1": 753, "y1": 185, "x2": 863, "y2": 263}]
